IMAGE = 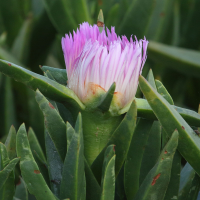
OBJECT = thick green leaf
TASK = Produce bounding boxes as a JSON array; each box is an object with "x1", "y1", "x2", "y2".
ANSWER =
[
  {"x1": 40, "y1": 66, "x2": 67, "y2": 85},
  {"x1": 60, "y1": 113, "x2": 85, "y2": 200},
  {"x1": 100, "y1": 149, "x2": 116, "y2": 200},
  {"x1": 45, "y1": 128, "x2": 63, "y2": 199},
  {"x1": 140, "y1": 121, "x2": 161, "y2": 184},
  {"x1": 124, "y1": 119, "x2": 153, "y2": 199},
  {"x1": 28, "y1": 128, "x2": 46, "y2": 162},
  {"x1": 162, "y1": 129, "x2": 181, "y2": 200},
  {"x1": 0, "y1": 158, "x2": 19, "y2": 190},
  {"x1": 146, "y1": 69, "x2": 156, "y2": 89},
  {"x1": 14, "y1": 177, "x2": 28, "y2": 200},
  {"x1": 66, "y1": 122, "x2": 101, "y2": 200},
  {"x1": 134, "y1": 130, "x2": 178, "y2": 200},
  {"x1": 139, "y1": 75, "x2": 200, "y2": 176},
  {"x1": 101, "y1": 145, "x2": 115, "y2": 186},
  {"x1": 16, "y1": 123, "x2": 57, "y2": 200},
  {"x1": 120, "y1": 98, "x2": 200, "y2": 127},
  {"x1": 66, "y1": 122, "x2": 75, "y2": 151},
  {"x1": 32, "y1": 150, "x2": 50, "y2": 187},
  {"x1": 5, "y1": 125, "x2": 16, "y2": 160},
  {"x1": 0, "y1": 142, "x2": 15, "y2": 200},
  {"x1": 155, "y1": 80, "x2": 174, "y2": 105},
  {"x1": 42, "y1": 0, "x2": 77, "y2": 34},
  {"x1": 35, "y1": 89, "x2": 67, "y2": 161},
  {"x1": 163, "y1": 151, "x2": 181, "y2": 200},
  {"x1": 85, "y1": 159, "x2": 101, "y2": 200},
  {"x1": 148, "y1": 41, "x2": 200, "y2": 77},
  {"x1": 178, "y1": 163, "x2": 196, "y2": 200},
  {"x1": 0, "y1": 59, "x2": 84, "y2": 110},
  {"x1": 91, "y1": 100, "x2": 137, "y2": 183}
]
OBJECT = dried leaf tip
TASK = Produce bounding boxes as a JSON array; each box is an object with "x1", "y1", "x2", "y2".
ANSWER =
[{"x1": 97, "y1": 9, "x2": 104, "y2": 33}]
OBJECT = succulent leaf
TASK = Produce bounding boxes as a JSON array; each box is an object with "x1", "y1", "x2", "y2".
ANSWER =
[
  {"x1": 4, "y1": 125, "x2": 16, "y2": 160},
  {"x1": 0, "y1": 59, "x2": 85, "y2": 110},
  {"x1": 85, "y1": 159, "x2": 101, "y2": 200},
  {"x1": 60, "y1": 113, "x2": 85, "y2": 200},
  {"x1": 155, "y1": 80, "x2": 174, "y2": 105},
  {"x1": 100, "y1": 146, "x2": 116, "y2": 200},
  {"x1": 14, "y1": 177, "x2": 28, "y2": 200},
  {"x1": 134, "y1": 129, "x2": 179, "y2": 200},
  {"x1": 178, "y1": 163, "x2": 196, "y2": 200},
  {"x1": 124, "y1": 118, "x2": 153, "y2": 199},
  {"x1": 35, "y1": 89, "x2": 67, "y2": 161},
  {"x1": 0, "y1": 142, "x2": 15, "y2": 200},
  {"x1": 28, "y1": 128, "x2": 46, "y2": 162},
  {"x1": 139, "y1": 121, "x2": 161, "y2": 184},
  {"x1": 16, "y1": 123, "x2": 57, "y2": 200},
  {"x1": 45, "y1": 128, "x2": 63, "y2": 198},
  {"x1": 139, "y1": 75, "x2": 200, "y2": 176},
  {"x1": 0, "y1": 158, "x2": 19, "y2": 190},
  {"x1": 91, "y1": 100, "x2": 137, "y2": 183}
]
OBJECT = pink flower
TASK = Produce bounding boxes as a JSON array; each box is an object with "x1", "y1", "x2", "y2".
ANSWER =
[{"x1": 62, "y1": 22, "x2": 148, "y2": 110}]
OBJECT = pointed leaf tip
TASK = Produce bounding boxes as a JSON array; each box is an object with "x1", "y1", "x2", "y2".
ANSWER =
[
  {"x1": 97, "y1": 9, "x2": 104, "y2": 33},
  {"x1": 98, "y1": 82, "x2": 116, "y2": 112}
]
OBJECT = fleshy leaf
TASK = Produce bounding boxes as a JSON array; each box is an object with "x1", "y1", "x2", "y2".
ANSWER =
[
  {"x1": 139, "y1": 75, "x2": 200, "y2": 177},
  {"x1": 16, "y1": 123, "x2": 57, "y2": 200},
  {"x1": 134, "y1": 130, "x2": 179, "y2": 200},
  {"x1": 0, "y1": 59, "x2": 85, "y2": 110}
]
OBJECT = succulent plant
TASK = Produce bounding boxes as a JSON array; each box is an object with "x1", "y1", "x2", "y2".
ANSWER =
[{"x1": 1, "y1": 2, "x2": 200, "y2": 200}]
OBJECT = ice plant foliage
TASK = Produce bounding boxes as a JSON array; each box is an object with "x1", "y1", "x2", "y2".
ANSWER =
[{"x1": 62, "y1": 22, "x2": 148, "y2": 109}]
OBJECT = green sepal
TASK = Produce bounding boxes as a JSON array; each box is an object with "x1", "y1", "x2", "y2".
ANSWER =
[
  {"x1": 35, "y1": 89, "x2": 66, "y2": 161},
  {"x1": 4, "y1": 125, "x2": 16, "y2": 160},
  {"x1": 139, "y1": 75, "x2": 200, "y2": 176},
  {"x1": 98, "y1": 82, "x2": 116, "y2": 112},
  {"x1": 60, "y1": 113, "x2": 86, "y2": 200},
  {"x1": 134, "y1": 130, "x2": 179, "y2": 200},
  {"x1": 40, "y1": 65, "x2": 67, "y2": 85},
  {"x1": 155, "y1": 80, "x2": 174, "y2": 105},
  {"x1": 0, "y1": 59, "x2": 85, "y2": 110},
  {"x1": 100, "y1": 146, "x2": 116, "y2": 200},
  {"x1": 0, "y1": 158, "x2": 19, "y2": 190},
  {"x1": 91, "y1": 100, "x2": 137, "y2": 183},
  {"x1": 124, "y1": 118, "x2": 153, "y2": 199},
  {"x1": 16, "y1": 123, "x2": 57, "y2": 200}
]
